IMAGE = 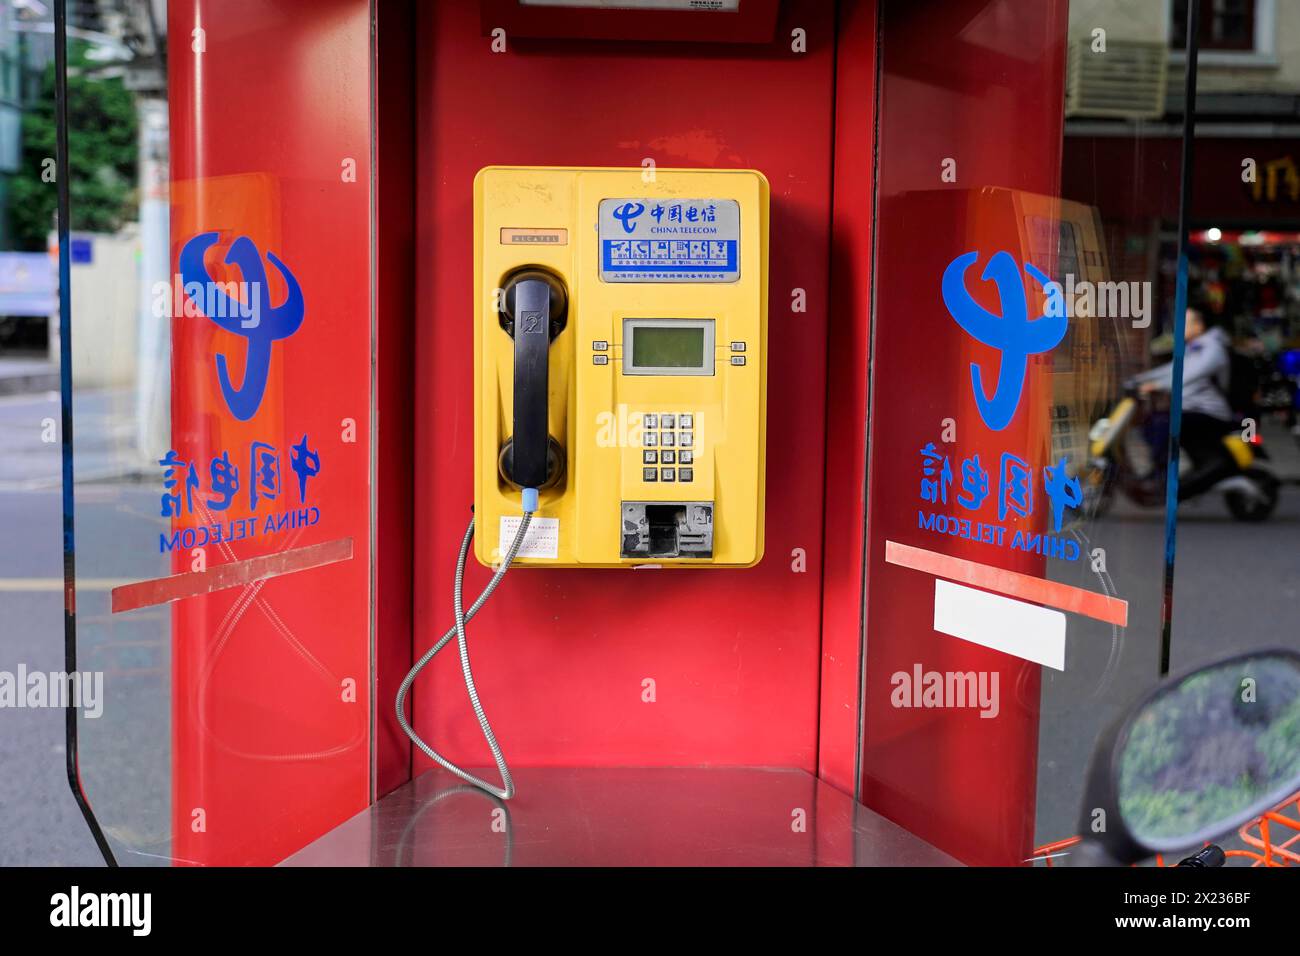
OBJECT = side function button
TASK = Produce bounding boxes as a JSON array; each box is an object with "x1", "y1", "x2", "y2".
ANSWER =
[
  {"x1": 730, "y1": 341, "x2": 746, "y2": 352},
  {"x1": 592, "y1": 354, "x2": 609, "y2": 365},
  {"x1": 592, "y1": 340, "x2": 609, "y2": 351}
]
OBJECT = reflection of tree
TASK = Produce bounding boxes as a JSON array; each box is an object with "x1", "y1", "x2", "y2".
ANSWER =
[
  {"x1": 1118, "y1": 659, "x2": 1300, "y2": 842},
  {"x1": 9, "y1": 42, "x2": 138, "y2": 251}
]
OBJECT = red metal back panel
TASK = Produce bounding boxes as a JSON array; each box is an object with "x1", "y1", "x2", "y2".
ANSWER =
[{"x1": 412, "y1": 1, "x2": 838, "y2": 770}]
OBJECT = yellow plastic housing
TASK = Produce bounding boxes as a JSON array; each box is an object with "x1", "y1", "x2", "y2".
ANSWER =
[{"x1": 473, "y1": 166, "x2": 769, "y2": 567}]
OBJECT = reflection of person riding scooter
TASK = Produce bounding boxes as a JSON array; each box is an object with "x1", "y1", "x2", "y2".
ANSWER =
[{"x1": 1086, "y1": 307, "x2": 1280, "y2": 522}]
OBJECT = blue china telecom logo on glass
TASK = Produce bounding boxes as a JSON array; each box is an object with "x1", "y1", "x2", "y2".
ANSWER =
[
  {"x1": 917, "y1": 250, "x2": 1081, "y2": 560},
  {"x1": 156, "y1": 234, "x2": 323, "y2": 554},
  {"x1": 941, "y1": 250, "x2": 1067, "y2": 433},
  {"x1": 179, "y1": 231, "x2": 306, "y2": 421}
]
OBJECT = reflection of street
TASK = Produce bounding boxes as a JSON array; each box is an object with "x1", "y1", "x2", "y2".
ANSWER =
[
  {"x1": 0, "y1": 389, "x2": 170, "y2": 865},
  {"x1": 1036, "y1": 418, "x2": 1300, "y2": 861}
]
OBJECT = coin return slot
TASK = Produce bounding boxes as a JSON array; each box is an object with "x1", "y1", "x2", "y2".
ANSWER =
[{"x1": 621, "y1": 502, "x2": 714, "y2": 559}]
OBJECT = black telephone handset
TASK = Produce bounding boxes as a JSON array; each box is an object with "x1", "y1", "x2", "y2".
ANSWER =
[{"x1": 497, "y1": 269, "x2": 567, "y2": 490}]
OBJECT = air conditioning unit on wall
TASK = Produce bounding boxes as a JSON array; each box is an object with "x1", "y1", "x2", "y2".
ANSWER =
[{"x1": 1066, "y1": 39, "x2": 1169, "y2": 120}]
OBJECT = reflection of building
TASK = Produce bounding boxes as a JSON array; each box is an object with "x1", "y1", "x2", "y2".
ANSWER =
[{"x1": 1064, "y1": 0, "x2": 1300, "y2": 382}]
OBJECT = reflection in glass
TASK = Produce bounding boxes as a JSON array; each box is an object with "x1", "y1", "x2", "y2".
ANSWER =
[{"x1": 1119, "y1": 654, "x2": 1300, "y2": 844}]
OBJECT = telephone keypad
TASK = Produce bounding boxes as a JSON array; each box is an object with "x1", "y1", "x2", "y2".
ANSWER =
[{"x1": 640, "y1": 412, "x2": 698, "y2": 482}]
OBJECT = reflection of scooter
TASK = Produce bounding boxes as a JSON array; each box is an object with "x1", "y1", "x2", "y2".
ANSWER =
[
  {"x1": 1085, "y1": 388, "x2": 1280, "y2": 521},
  {"x1": 1070, "y1": 648, "x2": 1300, "y2": 866}
]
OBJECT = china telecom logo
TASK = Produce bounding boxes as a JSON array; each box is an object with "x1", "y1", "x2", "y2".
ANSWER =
[
  {"x1": 178, "y1": 232, "x2": 305, "y2": 421},
  {"x1": 941, "y1": 250, "x2": 1067, "y2": 432},
  {"x1": 612, "y1": 201, "x2": 645, "y2": 233}
]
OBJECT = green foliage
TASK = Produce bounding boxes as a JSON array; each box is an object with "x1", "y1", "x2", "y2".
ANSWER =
[{"x1": 9, "y1": 41, "x2": 138, "y2": 251}]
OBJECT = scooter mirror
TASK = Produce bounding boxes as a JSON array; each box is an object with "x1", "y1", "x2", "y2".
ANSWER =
[
  {"x1": 1075, "y1": 648, "x2": 1300, "y2": 865},
  {"x1": 1117, "y1": 651, "x2": 1300, "y2": 849}
]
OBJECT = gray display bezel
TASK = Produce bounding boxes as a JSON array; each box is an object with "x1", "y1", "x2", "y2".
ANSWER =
[{"x1": 621, "y1": 318, "x2": 715, "y2": 376}]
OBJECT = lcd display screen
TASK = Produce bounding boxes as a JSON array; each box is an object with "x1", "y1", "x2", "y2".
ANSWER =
[{"x1": 631, "y1": 325, "x2": 706, "y2": 369}]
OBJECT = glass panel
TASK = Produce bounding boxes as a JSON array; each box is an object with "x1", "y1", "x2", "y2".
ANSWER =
[
  {"x1": 1032, "y1": 0, "x2": 1200, "y2": 857},
  {"x1": 0, "y1": 1, "x2": 104, "y2": 866},
  {"x1": 1172, "y1": 0, "x2": 1300, "y2": 861},
  {"x1": 60, "y1": 0, "x2": 375, "y2": 865},
  {"x1": 865, "y1": 0, "x2": 1192, "y2": 864}
]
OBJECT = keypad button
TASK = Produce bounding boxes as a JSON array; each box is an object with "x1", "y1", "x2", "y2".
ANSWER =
[
  {"x1": 679, "y1": 468, "x2": 693, "y2": 482},
  {"x1": 678, "y1": 450, "x2": 693, "y2": 465},
  {"x1": 730, "y1": 355, "x2": 746, "y2": 366},
  {"x1": 642, "y1": 467, "x2": 658, "y2": 482},
  {"x1": 643, "y1": 414, "x2": 658, "y2": 429},
  {"x1": 592, "y1": 354, "x2": 609, "y2": 365},
  {"x1": 679, "y1": 431, "x2": 693, "y2": 448},
  {"x1": 661, "y1": 414, "x2": 676, "y2": 428},
  {"x1": 679, "y1": 414, "x2": 693, "y2": 428},
  {"x1": 661, "y1": 432, "x2": 675, "y2": 447},
  {"x1": 643, "y1": 450, "x2": 657, "y2": 464},
  {"x1": 661, "y1": 450, "x2": 675, "y2": 465},
  {"x1": 643, "y1": 431, "x2": 658, "y2": 447},
  {"x1": 661, "y1": 468, "x2": 676, "y2": 482}
]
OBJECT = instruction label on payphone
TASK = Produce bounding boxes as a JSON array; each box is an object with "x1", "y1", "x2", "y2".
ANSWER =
[{"x1": 598, "y1": 198, "x2": 741, "y2": 283}]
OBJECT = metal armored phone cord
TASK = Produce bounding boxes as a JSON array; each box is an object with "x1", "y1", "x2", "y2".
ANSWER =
[{"x1": 395, "y1": 489, "x2": 537, "y2": 800}]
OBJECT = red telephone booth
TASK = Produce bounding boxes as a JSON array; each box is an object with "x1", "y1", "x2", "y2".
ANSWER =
[{"x1": 58, "y1": 0, "x2": 1190, "y2": 869}]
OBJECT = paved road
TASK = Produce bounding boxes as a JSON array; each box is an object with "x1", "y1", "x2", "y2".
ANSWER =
[{"x1": 0, "y1": 388, "x2": 170, "y2": 866}]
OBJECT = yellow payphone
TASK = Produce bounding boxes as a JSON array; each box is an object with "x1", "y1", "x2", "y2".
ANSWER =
[
  {"x1": 474, "y1": 166, "x2": 770, "y2": 567},
  {"x1": 397, "y1": 167, "x2": 768, "y2": 799}
]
